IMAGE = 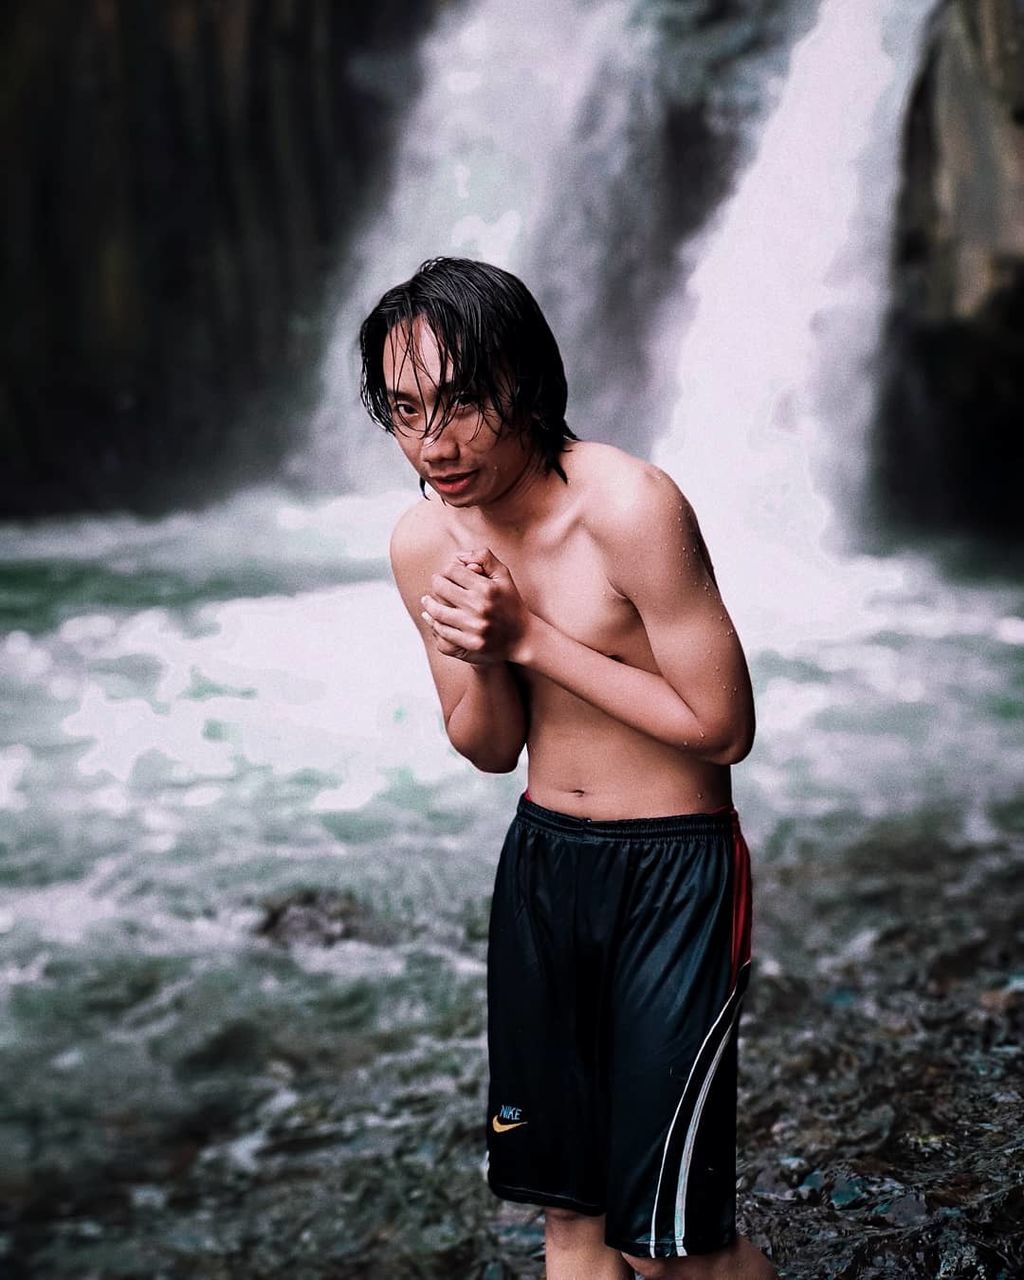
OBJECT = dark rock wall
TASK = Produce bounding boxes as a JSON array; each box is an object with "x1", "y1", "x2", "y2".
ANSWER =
[
  {"x1": 0, "y1": 0, "x2": 439, "y2": 518},
  {"x1": 876, "y1": 0, "x2": 1024, "y2": 543}
]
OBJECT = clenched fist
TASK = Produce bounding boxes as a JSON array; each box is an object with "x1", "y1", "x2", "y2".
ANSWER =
[{"x1": 421, "y1": 548, "x2": 531, "y2": 665}]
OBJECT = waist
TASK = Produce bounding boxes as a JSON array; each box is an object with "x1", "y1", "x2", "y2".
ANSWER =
[
  {"x1": 525, "y1": 728, "x2": 731, "y2": 819},
  {"x1": 516, "y1": 791, "x2": 738, "y2": 841}
]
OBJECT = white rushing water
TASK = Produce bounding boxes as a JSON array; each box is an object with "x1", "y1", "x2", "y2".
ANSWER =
[
  {"x1": 649, "y1": 0, "x2": 1024, "y2": 839},
  {"x1": 296, "y1": 0, "x2": 631, "y2": 493},
  {"x1": 1, "y1": 0, "x2": 1023, "y2": 962},
  {"x1": 654, "y1": 0, "x2": 936, "y2": 646}
]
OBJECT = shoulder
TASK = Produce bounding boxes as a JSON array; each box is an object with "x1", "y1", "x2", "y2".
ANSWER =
[
  {"x1": 390, "y1": 494, "x2": 448, "y2": 555},
  {"x1": 567, "y1": 443, "x2": 714, "y2": 592},
  {"x1": 389, "y1": 497, "x2": 450, "y2": 594},
  {"x1": 566, "y1": 441, "x2": 694, "y2": 539}
]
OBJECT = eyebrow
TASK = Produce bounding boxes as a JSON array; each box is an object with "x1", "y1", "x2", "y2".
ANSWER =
[{"x1": 386, "y1": 380, "x2": 458, "y2": 404}]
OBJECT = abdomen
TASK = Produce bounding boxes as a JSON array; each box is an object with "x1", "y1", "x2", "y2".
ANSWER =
[{"x1": 524, "y1": 680, "x2": 732, "y2": 820}]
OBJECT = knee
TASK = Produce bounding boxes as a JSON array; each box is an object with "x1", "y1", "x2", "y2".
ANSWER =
[
  {"x1": 545, "y1": 1206, "x2": 601, "y2": 1245},
  {"x1": 620, "y1": 1253, "x2": 681, "y2": 1279}
]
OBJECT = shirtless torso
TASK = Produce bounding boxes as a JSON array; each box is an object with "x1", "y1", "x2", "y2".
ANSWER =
[{"x1": 389, "y1": 422, "x2": 754, "y2": 819}]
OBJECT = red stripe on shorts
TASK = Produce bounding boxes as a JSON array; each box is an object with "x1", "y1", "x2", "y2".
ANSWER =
[{"x1": 730, "y1": 814, "x2": 753, "y2": 987}]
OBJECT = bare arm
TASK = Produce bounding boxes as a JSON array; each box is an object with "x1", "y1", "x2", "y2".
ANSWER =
[
  {"x1": 422, "y1": 469, "x2": 754, "y2": 764},
  {"x1": 390, "y1": 510, "x2": 527, "y2": 773}
]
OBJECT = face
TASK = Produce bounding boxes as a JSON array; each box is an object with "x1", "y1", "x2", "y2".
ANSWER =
[{"x1": 381, "y1": 316, "x2": 536, "y2": 507}]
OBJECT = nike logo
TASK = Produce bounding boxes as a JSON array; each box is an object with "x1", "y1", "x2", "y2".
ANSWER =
[{"x1": 491, "y1": 1115, "x2": 528, "y2": 1133}]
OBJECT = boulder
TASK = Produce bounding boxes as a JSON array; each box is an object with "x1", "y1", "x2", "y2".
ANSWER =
[{"x1": 877, "y1": 0, "x2": 1024, "y2": 541}]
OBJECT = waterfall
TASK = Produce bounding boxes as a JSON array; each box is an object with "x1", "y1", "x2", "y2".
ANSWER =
[
  {"x1": 291, "y1": 0, "x2": 631, "y2": 494},
  {"x1": 653, "y1": 0, "x2": 938, "y2": 647}
]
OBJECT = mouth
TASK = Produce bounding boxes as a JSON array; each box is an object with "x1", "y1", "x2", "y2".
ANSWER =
[{"x1": 428, "y1": 471, "x2": 477, "y2": 496}]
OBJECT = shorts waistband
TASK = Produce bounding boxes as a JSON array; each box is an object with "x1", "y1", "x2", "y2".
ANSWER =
[{"x1": 515, "y1": 794, "x2": 737, "y2": 841}]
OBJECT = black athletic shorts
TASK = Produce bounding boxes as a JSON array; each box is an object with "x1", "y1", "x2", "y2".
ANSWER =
[{"x1": 485, "y1": 794, "x2": 753, "y2": 1260}]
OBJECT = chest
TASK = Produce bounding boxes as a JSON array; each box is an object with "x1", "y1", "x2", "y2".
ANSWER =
[{"x1": 493, "y1": 523, "x2": 642, "y2": 659}]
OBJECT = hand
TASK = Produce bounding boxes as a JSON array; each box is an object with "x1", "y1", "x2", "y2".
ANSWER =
[{"x1": 421, "y1": 548, "x2": 530, "y2": 665}]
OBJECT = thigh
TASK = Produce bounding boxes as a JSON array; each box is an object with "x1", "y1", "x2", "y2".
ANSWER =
[
  {"x1": 602, "y1": 825, "x2": 751, "y2": 1259},
  {"x1": 485, "y1": 818, "x2": 607, "y2": 1215}
]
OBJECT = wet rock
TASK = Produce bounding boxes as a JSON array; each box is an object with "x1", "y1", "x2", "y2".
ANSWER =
[
  {"x1": 878, "y1": 0, "x2": 1024, "y2": 541},
  {"x1": 829, "y1": 1174, "x2": 869, "y2": 1210},
  {"x1": 777, "y1": 1153, "x2": 810, "y2": 1184},
  {"x1": 177, "y1": 1019, "x2": 267, "y2": 1076},
  {"x1": 734, "y1": 825, "x2": 1024, "y2": 1278},
  {"x1": 255, "y1": 887, "x2": 398, "y2": 948},
  {"x1": 978, "y1": 979, "x2": 1024, "y2": 1016},
  {"x1": 872, "y1": 1190, "x2": 930, "y2": 1227},
  {"x1": 795, "y1": 1169, "x2": 826, "y2": 1203},
  {"x1": 846, "y1": 1103, "x2": 895, "y2": 1151}
]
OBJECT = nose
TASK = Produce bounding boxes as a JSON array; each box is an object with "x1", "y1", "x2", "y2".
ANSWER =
[{"x1": 420, "y1": 425, "x2": 459, "y2": 465}]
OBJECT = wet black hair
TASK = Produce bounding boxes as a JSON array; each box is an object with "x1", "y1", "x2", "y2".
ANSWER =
[{"x1": 359, "y1": 256, "x2": 577, "y2": 484}]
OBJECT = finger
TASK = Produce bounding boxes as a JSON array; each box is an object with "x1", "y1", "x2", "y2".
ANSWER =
[
  {"x1": 433, "y1": 636, "x2": 468, "y2": 659},
  {"x1": 439, "y1": 562, "x2": 491, "y2": 591},
  {"x1": 459, "y1": 548, "x2": 512, "y2": 584},
  {"x1": 427, "y1": 615, "x2": 479, "y2": 652},
  {"x1": 421, "y1": 596, "x2": 473, "y2": 630},
  {"x1": 457, "y1": 547, "x2": 501, "y2": 575},
  {"x1": 427, "y1": 572, "x2": 476, "y2": 606},
  {"x1": 422, "y1": 585, "x2": 473, "y2": 616}
]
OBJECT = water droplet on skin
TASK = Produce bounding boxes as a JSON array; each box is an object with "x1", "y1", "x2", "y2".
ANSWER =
[{"x1": 697, "y1": 792, "x2": 704, "y2": 801}]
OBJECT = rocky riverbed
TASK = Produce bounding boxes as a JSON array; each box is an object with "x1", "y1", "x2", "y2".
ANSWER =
[{"x1": 4, "y1": 808, "x2": 1021, "y2": 1279}]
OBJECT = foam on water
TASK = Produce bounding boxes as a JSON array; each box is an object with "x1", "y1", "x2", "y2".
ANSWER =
[
  {"x1": 3, "y1": 572, "x2": 463, "y2": 806},
  {"x1": 0, "y1": 484, "x2": 406, "y2": 580}
]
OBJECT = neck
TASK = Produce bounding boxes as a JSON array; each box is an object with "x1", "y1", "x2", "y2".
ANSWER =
[{"x1": 472, "y1": 452, "x2": 566, "y2": 533}]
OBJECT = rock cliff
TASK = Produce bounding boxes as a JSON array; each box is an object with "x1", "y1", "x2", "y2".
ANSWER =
[
  {"x1": 876, "y1": 0, "x2": 1024, "y2": 542},
  {"x1": 0, "y1": 0, "x2": 437, "y2": 517}
]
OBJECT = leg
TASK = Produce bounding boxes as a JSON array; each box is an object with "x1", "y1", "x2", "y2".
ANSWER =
[
  {"x1": 621, "y1": 1235, "x2": 776, "y2": 1279},
  {"x1": 605, "y1": 815, "x2": 757, "y2": 1264},
  {"x1": 545, "y1": 1209, "x2": 634, "y2": 1280}
]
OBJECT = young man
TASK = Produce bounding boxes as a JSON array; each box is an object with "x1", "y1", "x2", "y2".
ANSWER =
[{"x1": 360, "y1": 257, "x2": 775, "y2": 1279}]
